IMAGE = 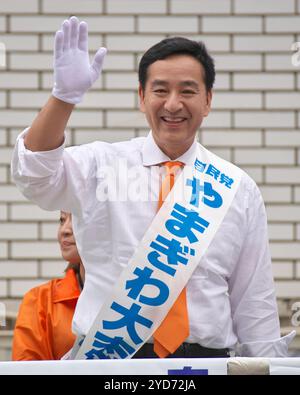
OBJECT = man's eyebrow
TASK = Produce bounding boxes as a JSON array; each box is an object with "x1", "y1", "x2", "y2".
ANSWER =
[
  {"x1": 179, "y1": 80, "x2": 200, "y2": 89},
  {"x1": 150, "y1": 79, "x2": 200, "y2": 89},
  {"x1": 151, "y1": 79, "x2": 168, "y2": 87}
]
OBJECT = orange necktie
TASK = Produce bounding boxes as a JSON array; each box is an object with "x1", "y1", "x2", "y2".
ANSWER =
[{"x1": 153, "y1": 161, "x2": 189, "y2": 358}]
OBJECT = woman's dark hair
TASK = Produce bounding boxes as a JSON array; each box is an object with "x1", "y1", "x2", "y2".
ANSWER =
[
  {"x1": 65, "y1": 262, "x2": 80, "y2": 273},
  {"x1": 138, "y1": 37, "x2": 215, "y2": 93}
]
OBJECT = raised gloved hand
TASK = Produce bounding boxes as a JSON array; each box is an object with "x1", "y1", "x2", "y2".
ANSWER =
[{"x1": 52, "y1": 16, "x2": 107, "y2": 104}]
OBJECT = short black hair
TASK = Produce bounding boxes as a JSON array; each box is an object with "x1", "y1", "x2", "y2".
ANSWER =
[{"x1": 138, "y1": 37, "x2": 215, "y2": 93}]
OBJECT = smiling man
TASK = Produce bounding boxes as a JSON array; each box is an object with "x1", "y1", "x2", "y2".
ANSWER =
[
  {"x1": 12, "y1": 16, "x2": 294, "y2": 360},
  {"x1": 139, "y1": 51, "x2": 212, "y2": 159}
]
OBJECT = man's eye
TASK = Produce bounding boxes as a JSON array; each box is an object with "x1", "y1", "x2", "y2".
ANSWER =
[
  {"x1": 182, "y1": 90, "x2": 196, "y2": 95},
  {"x1": 154, "y1": 89, "x2": 167, "y2": 93},
  {"x1": 59, "y1": 218, "x2": 65, "y2": 224}
]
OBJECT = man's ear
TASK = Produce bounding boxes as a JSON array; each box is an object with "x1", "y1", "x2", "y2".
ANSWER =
[
  {"x1": 204, "y1": 89, "x2": 212, "y2": 117},
  {"x1": 138, "y1": 84, "x2": 146, "y2": 113}
]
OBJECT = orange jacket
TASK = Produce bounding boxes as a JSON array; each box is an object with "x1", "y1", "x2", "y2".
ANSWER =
[{"x1": 12, "y1": 269, "x2": 80, "y2": 361}]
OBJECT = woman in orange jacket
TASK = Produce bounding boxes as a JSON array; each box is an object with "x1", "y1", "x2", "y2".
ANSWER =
[{"x1": 12, "y1": 212, "x2": 84, "y2": 360}]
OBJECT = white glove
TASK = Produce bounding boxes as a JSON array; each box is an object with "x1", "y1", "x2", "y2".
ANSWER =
[{"x1": 52, "y1": 16, "x2": 107, "y2": 104}]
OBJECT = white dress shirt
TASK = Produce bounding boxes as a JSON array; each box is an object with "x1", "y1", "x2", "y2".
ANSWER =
[{"x1": 12, "y1": 129, "x2": 295, "y2": 357}]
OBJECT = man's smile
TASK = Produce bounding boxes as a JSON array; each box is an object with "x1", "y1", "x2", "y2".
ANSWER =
[{"x1": 161, "y1": 116, "x2": 187, "y2": 125}]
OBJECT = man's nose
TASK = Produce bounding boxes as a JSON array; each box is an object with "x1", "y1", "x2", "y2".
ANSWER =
[{"x1": 164, "y1": 92, "x2": 183, "y2": 113}]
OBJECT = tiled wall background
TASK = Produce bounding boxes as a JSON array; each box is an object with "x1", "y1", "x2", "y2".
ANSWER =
[{"x1": 0, "y1": 0, "x2": 300, "y2": 359}]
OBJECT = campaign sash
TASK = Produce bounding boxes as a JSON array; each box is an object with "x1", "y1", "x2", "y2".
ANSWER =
[{"x1": 74, "y1": 144, "x2": 243, "y2": 360}]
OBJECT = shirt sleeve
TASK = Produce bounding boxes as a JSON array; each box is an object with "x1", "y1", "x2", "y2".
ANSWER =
[
  {"x1": 11, "y1": 128, "x2": 96, "y2": 217},
  {"x1": 12, "y1": 288, "x2": 53, "y2": 361},
  {"x1": 228, "y1": 177, "x2": 294, "y2": 357}
]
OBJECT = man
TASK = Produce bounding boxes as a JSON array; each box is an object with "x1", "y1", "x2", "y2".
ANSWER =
[{"x1": 12, "y1": 16, "x2": 294, "y2": 359}]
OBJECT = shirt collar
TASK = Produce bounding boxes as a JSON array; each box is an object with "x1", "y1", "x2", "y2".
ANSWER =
[
  {"x1": 53, "y1": 268, "x2": 81, "y2": 303},
  {"x1": 142, "y1": 130, "x2": 198, "y2": 167}
]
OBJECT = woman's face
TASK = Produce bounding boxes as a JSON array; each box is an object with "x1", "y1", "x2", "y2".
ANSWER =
[{"x1": 57, "y1": 212, "x2": 81, "y2": 264}]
